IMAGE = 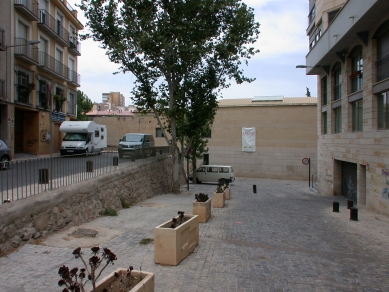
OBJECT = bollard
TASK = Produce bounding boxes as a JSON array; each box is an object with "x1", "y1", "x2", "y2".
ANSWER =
[
  {"x1": 86, "y1": 160, "x2": 93, "y2": 172},
  {"x1": 253, "y1": 185, "x2": 257, "y2": 193},
  {"x1": 347, "y1": 200, "x2": 353, "y2": 209},
  {"x1": 113, "y1": 156, "x2": 119, "y2": 166},
  {"x1": 38, "y1": 168, "x2": 49, "y2": 184},
  {"x1": 350, "y1": 207, "x2": 358, "y2": 221},
  {"x1": 332, "y1": 201, "x2": 339, "y2": 212}
]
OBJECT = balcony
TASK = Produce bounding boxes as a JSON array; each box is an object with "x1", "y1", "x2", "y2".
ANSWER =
[
  {"x1": 377, "y1": 54, "x2": 389, "y2": 82},
  {"x1": 38, "y1": 51, "x2": 69, "y2": 81},
  {"x1": 14, "y1": 38, "x2": 39, "y2": 65},
  {"x1": 14, "y1": 0, "x2": 39, "y2": 21},
  {"x1": 37, "y1": 9, "x2": 69, "y2": 47},
  {"x1": 0, "y1": 79, "x2": 5, "y2": 99},
  {"x1": 68, "y1": 37, "x2": 81, "y2": 56},
  {"x1": 0, "y1": 28, "x2": 5, "y2": 50},
  {"x1": 68, "y1": 70, "x2": 80, "y2": 87},
  {"x1": 14, "y1": 66, "x2": 35, "y2": 105}
]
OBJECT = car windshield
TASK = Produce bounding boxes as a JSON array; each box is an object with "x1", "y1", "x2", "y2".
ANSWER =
[
  {"x1": 123, "y1": 134, "x2": 143, "y2": 142},
  {"x1": 63, "y1": 133, "x2": 87, "y2": 141}
]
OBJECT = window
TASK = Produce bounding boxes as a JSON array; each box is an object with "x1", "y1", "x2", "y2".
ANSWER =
[
  {"x1": 334, "y1": 107, "x2": 342, "y2": 133},
  {"x1": 95, "y1": 130, "x2": 99, "y2": 137},
  {"x1": 38, "y1": 79, "x2": 48, "y2": 108},
  {"x1": 352, "y1": 100, "x2": 363, "y2": 132},
  {"x1": 156, "y1": 128, "x2": 164, "y2": 137},
  {"x1": 15, "y1": 67, "x2": 33, "y2": 103},
  {"x1": 205, "y1": 129, "x2": 212, "y2": 138},
  {"x1": 328, "y1": 9, "x2": 340, "y2": 24},
  {"x1": 321, "y1": 76, "x2": 328, "y2": 105},
  {"x1": 68, "y1": 91, "x2": 76, "y2": 115},
  {"x1": 322, "y1": 112, "x2": 328, "y2": 134},
  {"x1": 333, "y1": 64, "x2": 342, "y2": 101},
  {"x1": 378, "y1": 91, "x2": 389, "y2": 129},
  {"x1": 375, "y1": 21, "x2": 389, "y2": 82},
  {"x1": 350, "y1": 46, "x2": 363, "y2": 93}
]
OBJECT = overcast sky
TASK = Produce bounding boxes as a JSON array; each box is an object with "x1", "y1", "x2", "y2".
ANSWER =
[{"x1": 68, "y1": 0, "x2": 316, "y2": 105}]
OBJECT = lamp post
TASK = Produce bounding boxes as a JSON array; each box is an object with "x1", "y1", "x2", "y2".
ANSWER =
[{"x1": 5, "y1": 40, "x2": 40, "y2": 100}]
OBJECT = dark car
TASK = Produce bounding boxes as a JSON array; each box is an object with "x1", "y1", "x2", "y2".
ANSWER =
[{"x1": 0, "y1": 139, "x2": 11, "y2": 170}]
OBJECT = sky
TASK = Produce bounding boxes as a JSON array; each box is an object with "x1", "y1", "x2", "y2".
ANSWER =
[{"x1": 67, "y1": 0, "x2": 316, "y2": 105}]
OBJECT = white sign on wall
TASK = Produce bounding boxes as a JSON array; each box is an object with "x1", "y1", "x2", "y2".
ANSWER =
[{"x1": 242, "y1": 127, "x2": 256, "y2": 152}]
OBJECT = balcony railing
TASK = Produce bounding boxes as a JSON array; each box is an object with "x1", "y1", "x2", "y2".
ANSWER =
[
  {"x1": 38, "y1": 9, "x2": 70, "y2": 47},
  {"x1": 69, "y1": 37, "x2": 81, "y2": 55},
  {"x1": 377, "y1": 54, "x2": 389, "y2": 82},
  {"x1": 14, "y1": 38, "x2": 39, "y2": 65},
  {"x1": 14, "y1": 0, "x2": 39, "y2": 21},
  {"x1": 0, "y1": 28, "x2": 5, "y2": 50},
  {"x1": 0, "y1": 79, "x2": 5, "y2": 99},
  {"x1": 68, "y1": 70, "x2": 80, "y2": 86},
  {"x1": 38, "y1": 51, "x2": 69, "y2": 80}
]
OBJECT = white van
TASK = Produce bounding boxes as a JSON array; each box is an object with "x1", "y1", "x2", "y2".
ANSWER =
[{"x1": 189, "y1": 165, "x2": 235, "y2": 184}]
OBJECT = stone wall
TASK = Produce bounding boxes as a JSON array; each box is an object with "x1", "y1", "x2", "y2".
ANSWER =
[{"x1": 0, "y1": 156, "x2": 172, "y2": 256}]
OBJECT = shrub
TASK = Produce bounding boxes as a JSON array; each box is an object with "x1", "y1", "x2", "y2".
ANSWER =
[{"x1": 195, "y1": 193, "x2": 209, "y2": 202}]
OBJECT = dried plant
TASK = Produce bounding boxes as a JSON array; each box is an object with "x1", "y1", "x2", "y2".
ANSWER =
[
  {"x1": 195, "y1": 193, "x2": 209, "y2": 202},
  {"x1": 170, "y1": 211, "x2": 186, "y2": 228}
]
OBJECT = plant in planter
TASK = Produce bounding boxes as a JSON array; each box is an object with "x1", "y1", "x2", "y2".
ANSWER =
[
  {"x1": 54, "y1": 94, "x2": 66, "y2": 112},
  {"x1": 213, "y1": 180, "x2": 225, "y2": 208},
  {"x1": 223, "y1": 180, "x2": 231, "y2": 200},
  {"x1": 58, "y1": 246, "x2": 154, "y2": 292},
  {"x1": 193, "y1": 193, "x2": 211, "y2": 223},
  {"x1": 154, "y1": 211, "x2": 199, "y2": 266},
  {"x1": 17, "y1": 82, "x2": 35, "y2": 102}
]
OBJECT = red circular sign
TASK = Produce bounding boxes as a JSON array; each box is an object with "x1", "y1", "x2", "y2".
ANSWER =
[{"x1": 302, "y1": 158, "x2": 309, "y2": 165}]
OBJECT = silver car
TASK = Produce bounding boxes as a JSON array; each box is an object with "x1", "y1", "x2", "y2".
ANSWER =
[{"x1": 0, "y1": 139, "x2": 11, "y2": 170}]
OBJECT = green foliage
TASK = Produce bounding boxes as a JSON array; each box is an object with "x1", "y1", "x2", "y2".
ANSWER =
[
  {"x1": 75, "y1": 90, "x2": 93, "y2": 121},
  {"x1": 102, "y1": 208, "x2": 118, "y2": 216},
  {"x1": 120, "y1": 197, "x2": 131, "y2": 208},
  {"x1": 79, "y1": 0, "x2": 260, "y2": 191},
  {"x1": 139, "y1": 238, "x2": 154, "y2": 245}
]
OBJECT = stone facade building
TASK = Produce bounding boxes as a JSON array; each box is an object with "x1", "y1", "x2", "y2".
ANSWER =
[
  {"x1": 0, "y1": 0, "x2": 83, "y2": 156},
  {"x1": 304, "y1": 0, "x2": 389, "y2": 215}
]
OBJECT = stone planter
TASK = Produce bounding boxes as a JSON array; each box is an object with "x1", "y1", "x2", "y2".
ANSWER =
[
  {"x1": 193, "y1": 198, "x2": 212, "y2": 223},
  {"x1": 154, "y1": 214, "x2": 199, "y2": 266},
  {"x1": 213, "y1": 191, "x2": 225, "y2": 208},
  {"x1": 91, "y1": 268, "x2": 155, "y2": 292},
  {"x1": 224, "y1": 187, "x2": 230, "y2": 200}
]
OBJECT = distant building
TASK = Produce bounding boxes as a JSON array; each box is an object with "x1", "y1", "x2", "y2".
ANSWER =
[
  {"x1": 102, "y1": 92, "x2": 125, "y2": 108},
  {"x1": 304, "y1": 0, "x2": 389, "y2": 216}
]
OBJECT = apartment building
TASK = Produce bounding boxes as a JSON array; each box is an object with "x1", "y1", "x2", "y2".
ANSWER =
[
  {"x1": 304, "y1": 0, "x2": 389, "y2": 215},
  {"x1": 102, "y1": 92, "x2": 126, "y2": 108},
  {"x1": 0, "y1": 0, "x2": 83, "y2": 156}
]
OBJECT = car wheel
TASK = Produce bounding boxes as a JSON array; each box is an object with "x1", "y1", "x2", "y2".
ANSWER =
[
  {"x1": 0, "y1": 155, "x2": 10, "y2": 170},
  {"x1": 196, "y1": 178, "x2": 201, "y2": 184}
]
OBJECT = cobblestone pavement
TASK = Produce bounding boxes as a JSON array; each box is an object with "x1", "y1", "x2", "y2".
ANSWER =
[{"x1": 1, "y1": 177, "x2": 389, "y2": 291}]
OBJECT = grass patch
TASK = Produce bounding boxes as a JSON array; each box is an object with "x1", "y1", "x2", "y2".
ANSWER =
[
  {"x1": 102, "y1": 208, "x2": 118, "y2": 216},
  {"x1": 139, "y1": 238, "x2": 154, "y2": 245},
  {"x1": 120, "y1": 198, "x2": 131, "y2": 208}
]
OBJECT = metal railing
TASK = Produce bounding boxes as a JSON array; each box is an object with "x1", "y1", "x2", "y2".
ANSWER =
[
  {"x1": 0, "y1": 147, "x2": 170, "y2": 205},
  {"x1": 38, "y1": 9, "x2": 70, "y2": 44},
  {"x1": 14, "y1": 37, "x2": 39, "y2": 63},
  {"x1": 14, "y1": 0, "x2": 39, "y2": 19},
  {"x1": 377, "y1": 54, "x2": 389, "y2": 82},
  {"x1": 68, "y1": 70, "x2": 80, "y2": 86},
  {"x1": 38, "y1": 51, "x2": 70, "y2": 80}
]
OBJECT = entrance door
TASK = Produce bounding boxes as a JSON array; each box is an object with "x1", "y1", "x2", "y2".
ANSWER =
[
  {"x1": 14, "y1": 110, "x2": 24, "y2": 153},
  {"x1": 341, "y1": 161, "x2": 357, "y2": 203}
]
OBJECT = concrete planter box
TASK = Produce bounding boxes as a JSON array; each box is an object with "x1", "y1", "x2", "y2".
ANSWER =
[
  {"x1": 213, "y1": 191, "x2": 225, "y2": 208},
  {"x1": 154, "y1": 214, "x2": 199, "y2": 266},
  {"x1": 193, "y1": 198, "x2": 212, "y2": 223},
  {"x1": 91, "y1": 268, "x2": 154, "y2": 292},
  {"x1": 224, "y1": 187, "x2": 230, "y2": 200}
]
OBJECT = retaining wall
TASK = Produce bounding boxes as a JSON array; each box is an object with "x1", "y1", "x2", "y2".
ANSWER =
[{"x1": 0, "y1": 156, "x2": 172, "y2": 256}]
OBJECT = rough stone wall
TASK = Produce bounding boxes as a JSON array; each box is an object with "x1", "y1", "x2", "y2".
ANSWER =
[{"x1": 0, "y1": 156, "x2": 172, "y2": 256}]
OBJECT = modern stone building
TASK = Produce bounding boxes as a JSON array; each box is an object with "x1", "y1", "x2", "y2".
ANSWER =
[
  {"x1": 102, "y1": 91, "x2": 126, "y2": 108},
  {"x1": 304, "y1": 0, "x2": 389, "y2": 215},
  {"x1": 0, "y1": 0, "x2": 83, "y2": 156}
]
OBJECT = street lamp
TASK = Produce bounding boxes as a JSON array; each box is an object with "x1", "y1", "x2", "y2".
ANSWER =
[{"x1": 5, "y1": 40, "x2": 40, "y2": 100}]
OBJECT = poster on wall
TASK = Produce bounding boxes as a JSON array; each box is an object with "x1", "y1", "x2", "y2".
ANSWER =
[{"x1": 242, "y1": 127, "x2": 256, "y2": 152}]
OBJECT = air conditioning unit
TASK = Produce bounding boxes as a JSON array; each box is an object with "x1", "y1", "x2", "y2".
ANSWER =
[{"x1": 18, "y1": 75, "x2": 28, "y2": 87}]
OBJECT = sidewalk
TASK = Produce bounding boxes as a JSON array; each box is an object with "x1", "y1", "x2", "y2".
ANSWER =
[{"x1": 0, "y1": 177, "x2": 388, "y2": 291}]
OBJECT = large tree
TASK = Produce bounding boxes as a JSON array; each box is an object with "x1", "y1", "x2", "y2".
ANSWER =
[{"x1": 79, "y1": 0, "x2": 260, "y2": 192}]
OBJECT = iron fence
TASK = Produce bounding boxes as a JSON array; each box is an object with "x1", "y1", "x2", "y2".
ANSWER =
[{"x1": 0, "y1": 147, "x2": 170, "y2": 205}]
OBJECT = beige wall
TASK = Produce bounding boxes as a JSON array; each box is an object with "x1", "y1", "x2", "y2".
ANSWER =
[{"x1": 207, "y1": 105, "x2": 318, "y2": 180}]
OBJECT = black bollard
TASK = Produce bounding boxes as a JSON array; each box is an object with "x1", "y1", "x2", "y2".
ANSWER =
[
  {"x1": 86, "y1": 160, "x2": 93, "y2": 172},
  {"x1": 113, "y1": 156, "x2": 119, "y2": 166},
  {"x1": 253, "y1": 185, "x2": 257, "y2": 193},
  {"x1": 350, "y1": 207, "x2": 358, "y2": 221},
  {"x1": 347, "y1": 200, "x2": 353, "y2": 209},
  {"x1": 332, "y1": 201, "x2": 339, "y2": 212}
]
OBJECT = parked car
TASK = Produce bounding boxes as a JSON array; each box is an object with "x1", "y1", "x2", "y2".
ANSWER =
[
  {"x1": 0, "y1": 139, "x2": 12, "y2": 170},
  {"x1": 118, "y1": 133, "x2": 156, "y2": 158},
  {"x1": 188, "y1": 165, "x2": 235, "y2": 184}
]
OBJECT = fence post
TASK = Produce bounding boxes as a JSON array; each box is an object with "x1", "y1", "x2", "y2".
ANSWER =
[
  {"x1": 86, "y1": 160, "x2": 93, "y2": 172},
  {"x1": 38, "y1": 168, "x2": 49, "y2": 184}
]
